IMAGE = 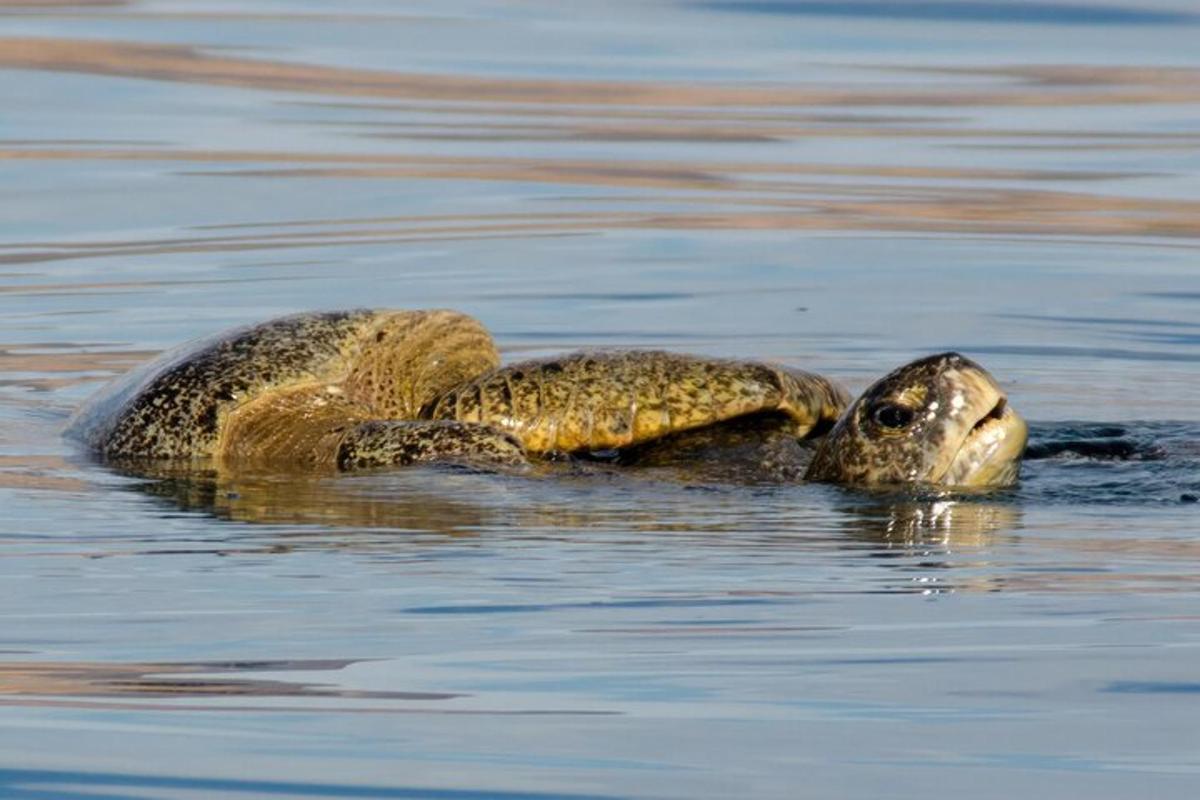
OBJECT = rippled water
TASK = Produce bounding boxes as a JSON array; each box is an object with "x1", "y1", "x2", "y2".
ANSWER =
[{"x1": 2, "y1": 2, "x2": 1199, "y2": 798}]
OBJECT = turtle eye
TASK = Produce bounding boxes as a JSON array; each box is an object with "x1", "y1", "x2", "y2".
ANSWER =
[{"x1": 872, "y1": 403, "x2": 915, "y2": 430}]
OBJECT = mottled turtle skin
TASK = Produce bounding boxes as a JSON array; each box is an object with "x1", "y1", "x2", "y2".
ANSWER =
[
  {"x1": 67, "y1": 310, "x2": 521, "y2": 470},
  {"x1": 66, "y1": 309, "x2": 849, "y2": 474},
  {"x1": 424, "y1": 349, "x2": 847, "y2": 454},
  {"x1": 603, "y1": 353, "x2": 1029, "y2": 488},
  {"x1": 806, "y1": 352, "x2": 1027, "y2": 487}
]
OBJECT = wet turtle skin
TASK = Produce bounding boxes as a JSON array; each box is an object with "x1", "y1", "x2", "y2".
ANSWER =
[
  {"x1": 66, "y1": 309, "x2": 848, "y2": 473},
  {"x1": 805, "y1": 352, "x2": 1027, "y2": 487},
  {"x1": 65, "y1": 309, "x2": 520, "y2": 470},
  {"x1": 423, "y1": 349, "x2": 848, "y2": 454}
]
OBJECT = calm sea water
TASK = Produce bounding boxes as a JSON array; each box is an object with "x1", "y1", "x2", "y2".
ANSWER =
[{"x1": 2, "y1": 2, "x2": 1199, "y2": 798}]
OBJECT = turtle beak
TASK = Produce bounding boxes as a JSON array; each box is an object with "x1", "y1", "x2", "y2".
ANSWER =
[{"x1": 940, "y1": 394, "x2": 1028, "y2": 487}]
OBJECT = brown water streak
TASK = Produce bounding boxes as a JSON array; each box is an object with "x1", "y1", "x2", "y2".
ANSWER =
[
  {"x1": 1, "y1": 146, "x2": 1198, "y2": 249},
  {"x1": 3, "y1": 37, "x2": 1200, "y2": 107},
  {"x1": 0, "y1": 658, "x2": 455, "y2": 700}
]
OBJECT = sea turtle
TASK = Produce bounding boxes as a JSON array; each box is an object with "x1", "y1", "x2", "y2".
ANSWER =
[{"x1": 66, "y1": 309, "x2": 1027, "y2": 488}]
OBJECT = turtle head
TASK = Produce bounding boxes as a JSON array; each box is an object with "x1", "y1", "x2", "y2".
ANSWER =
[{"x1": 805, "y1": 353, "x2": 1026, "y2": 489}]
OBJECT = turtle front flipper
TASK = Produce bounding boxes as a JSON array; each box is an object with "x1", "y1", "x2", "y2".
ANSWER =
[
  {"x1": 336, "y1": 421, "x2": 526, "y2": 470},
  {"x1": 424, "y1": 350, "x2": 850, "y2": 455},
  {"x1": 218, "y1": 382, "x2": 524, "y2": 471}
]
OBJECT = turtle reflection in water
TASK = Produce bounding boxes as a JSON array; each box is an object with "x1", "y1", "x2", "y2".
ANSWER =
[{"x1": 66, "y1": 309, "x2": 1027, "y2": 489}]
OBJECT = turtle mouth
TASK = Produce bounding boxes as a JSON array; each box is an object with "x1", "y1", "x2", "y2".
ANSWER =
[
  {"x1": 940, "y1": 395, "x2": 1027, "y2": 487},
  {"x1": 972, "y1": 397, "x2": 1007, "y2": 433}
]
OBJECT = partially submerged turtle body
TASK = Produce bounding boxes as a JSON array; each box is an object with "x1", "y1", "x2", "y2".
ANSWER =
[
  {"x1": 587, "y1": 353, "x2": 1030, "y2": 488},
  {"x1": 66, "y1": 309, "x2": 850, "y2": 476},
  {"x1": 66, "y1": 309, "x2": 521, "y2": 470},
  {"x1": 68, "y1": 310, "x2": 1027, "y2": 488}
]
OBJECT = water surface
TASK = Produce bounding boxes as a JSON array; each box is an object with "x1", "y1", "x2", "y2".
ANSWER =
[{"x1": 1, "y1": 1, "x2": 1199, "y2": 798}]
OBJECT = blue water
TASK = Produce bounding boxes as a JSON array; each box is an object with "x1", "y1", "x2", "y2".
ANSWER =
[{"x1": 1, "y1": 1, "x2": 1199, "y2": 798}]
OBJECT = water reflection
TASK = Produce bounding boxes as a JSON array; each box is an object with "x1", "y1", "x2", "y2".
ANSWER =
[
  {"x1": 62, "y1": 415, "x2": 1193, "y2": 540},
  {"x1": 3, "y1": 151, "x2": 1197, "y2": 253},
  {"x1": 3, "y1": 36, "x2": 1199, "y2": 106},
  {"x1": 0, "y1": 769, "x2": 623, "y2": 800},
  {"x1": 124, "y1": 461, "x2": 767, "y2": 535},
  {"x1": 836, "y1": 494, "x2": 1021, "y2": 552},
  {"x1": 111, "y1": 454, "x2": 1025, "y2": 556},
  {"x1": 695, "y1": 1, "x2": 1199, "y2": 26},
  {"x1": 137, "y1": 466, "x2": 504, "y2": 533},
  {"x1": 0, "y1": 658, "x2": 455, "y2": 706},
  {"x1": 30, "y1": 420, "x2": 1188, "y2": 603}
]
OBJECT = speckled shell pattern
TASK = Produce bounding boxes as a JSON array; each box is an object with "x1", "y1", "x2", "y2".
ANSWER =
[
  {"x1": 67, "y1": 309, "x2": 850, "y2": 472},
  {"x1": 64, "y1": 309, "x2": 515, "y2": 468},
  {"x1": 422, "y1": 350, "x2": 850, "y2": 454},
  {"x1": 66, "y1": 310, "x2": 379, "y2": 460}
]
